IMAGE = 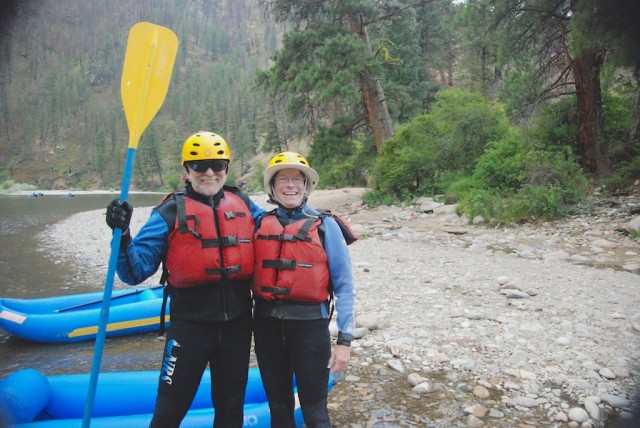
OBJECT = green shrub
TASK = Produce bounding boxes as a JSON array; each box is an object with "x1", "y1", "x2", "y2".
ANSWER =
[
  {"x1": 457, "y1": 186, "x2": 569, "y2": 224},
  {"x1": 456, "y1": 188, "x2": 500, "y2": 220},
  {"x1": 249, "y1": 160, "x2": 266, "y2": 193},
  {"x1": 472, "y1": 131, "x2": 527, "y2": 190},
  {"x1": 514, "y1": 185, "x2": 565, "y2": 220},
  {"x1": 442, "y1": 173, "x2": 476, "y2": 204},
  {"x1": 372, "y1": 114, "x2": 439, "y2": 200},
  {"x1": 1, "y1": 179, "x2": 15, "y2": 191},
  {"x1": 530, "y1": 91, "x2": 639, "y2": 191},
  {"x1": 529, "y1": 97, "x2": 579, "y2": 152},
  {"x1": 0, "y1": 180, "x2": 37, "y2": 194},
  {"x1": 371, "y1": 88, "x2": 512, "y2": 203},
  {"x1": 367, "y1": 87, "x2": 590, "y2": 223},
  {"x1": 309, "y1": 122, "x2": 375, "y2": 189},
  {"x1": 166, "y1": 174, "x2": 183, "y2": 191},
  {"x1": 457, "y1": 131, "x2": 589, "y2": 224},
  {"x1": 428, "y1": 89, "x2": 511, "y2": 173},
  {"x1": 362, "y1": 189, "x2": 394, "y2": 207}
]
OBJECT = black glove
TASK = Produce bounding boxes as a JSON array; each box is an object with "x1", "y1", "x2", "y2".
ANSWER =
[{"x1": 106, "y1": 198, "x2": 133, "y2": 232}]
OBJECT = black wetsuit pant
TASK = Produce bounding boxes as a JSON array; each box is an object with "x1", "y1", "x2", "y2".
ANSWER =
[
  {"x1": 253, "y1": 315, "x2": 331, "y2": 428},
  {"x1": 149, "y1": 316, "x2": 252, "y2": 428}
]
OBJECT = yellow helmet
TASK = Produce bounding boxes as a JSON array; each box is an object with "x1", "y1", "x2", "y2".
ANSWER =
[
  {"x1": 264, "y1": 151, "x2": 319, "y2": 195},
  {"x1": 181, "y1": 132, "x2": 231, "y2": 165}
]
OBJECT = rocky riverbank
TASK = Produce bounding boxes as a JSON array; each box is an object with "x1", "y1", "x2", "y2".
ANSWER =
[{"x1": 40, "y1": 187, "x2": 640, "y2": 427}]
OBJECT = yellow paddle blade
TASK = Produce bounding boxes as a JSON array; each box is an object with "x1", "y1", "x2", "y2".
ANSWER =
[{"x1": 121, "y1": 22, "x2": 178, "y2": 149}]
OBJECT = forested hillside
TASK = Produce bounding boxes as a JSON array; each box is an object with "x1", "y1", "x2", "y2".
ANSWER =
[
  {"x1": 1, "y1": 0, "x2": 639, "y2": 224},
  {"x1": 0, "y1": 0, "x2": 279, "y2": 190}
]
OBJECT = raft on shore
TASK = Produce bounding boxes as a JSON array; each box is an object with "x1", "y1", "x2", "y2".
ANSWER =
[
  {"x1": 0, "y1": 367, "x2": 318, "y2": 427},
  {"x1": 0, "y1": 285, "x2": 168, "y2": 343}
]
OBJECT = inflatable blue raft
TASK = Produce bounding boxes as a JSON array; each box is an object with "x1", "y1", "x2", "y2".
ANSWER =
[
  {"x1": 0, "y1": 367, "x2": 327, "y2": 427},
  {"x1": 0, "y1": 286, "x2": 168, "y2": 343}
]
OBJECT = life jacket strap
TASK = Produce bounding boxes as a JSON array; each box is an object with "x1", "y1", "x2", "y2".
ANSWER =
[
  {"x1": 202, "y1": 235, "x2": 239, "y2": 248},
  {"x1": 260, "y1": 286, "x2": 291, "y2": 296},
  {"x1": 295, "y1": 217, "x2": 317, "y2": 241},
  {"x1": 256, "y1": 233, "x2": 311, "y2": 242},
  {"x1": 175, "y1": 193, "x2": 201, "y2": 237},
  {"x1": 225, "y1": 211, "x2": 247, "y2": 219},
  {"x1": 159, "y1": 285, "x2": 169, "y2": 336},
  {"x1": 262, "y1": 259, "x2": 296, "y2": 270},
  {"x1": 206, "y1": 265, "x2": 242, "y2": 276}
]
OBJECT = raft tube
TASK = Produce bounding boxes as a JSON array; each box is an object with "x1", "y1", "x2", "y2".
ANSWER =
[
  {"x1": 0, "y1": 367, "x2": 328, "y2": 427},
  {"x1": 0, "y1": 286, "x2": 168, "y2": 343}
]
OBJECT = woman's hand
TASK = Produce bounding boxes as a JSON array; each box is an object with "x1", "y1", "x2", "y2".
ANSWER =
[{"x1": 328, "y1": 344, "x2": 351, "y2": 373}]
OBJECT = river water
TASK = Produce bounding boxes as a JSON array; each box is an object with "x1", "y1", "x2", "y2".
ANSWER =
[{"x1": 0, "y1": 193, "x2": 167, "y2": 379}]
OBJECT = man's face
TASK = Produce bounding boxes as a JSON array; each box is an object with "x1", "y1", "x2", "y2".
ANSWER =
[{"x1": 184, "y1": 159, "x2": 228, "y2": 197}]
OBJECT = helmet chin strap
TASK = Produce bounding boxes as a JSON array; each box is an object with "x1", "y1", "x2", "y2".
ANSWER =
[{"x1": 268, "y1": 185, "x2": 308, "y2": 209}]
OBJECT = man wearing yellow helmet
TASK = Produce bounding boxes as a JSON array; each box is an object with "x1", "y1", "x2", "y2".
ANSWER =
[
  {"x1": 106, "y1": 131, "x2": 265, "y2": 428},
  {"x1": 252, "y1": 152, "x2": 356, "y2": 427}
]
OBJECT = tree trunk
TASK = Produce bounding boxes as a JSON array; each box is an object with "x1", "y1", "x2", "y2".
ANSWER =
[
  {"x1": 348, "y1": 14, "x2": 394, "y2": 153},
  {"x1": 631, "y1": 69, "x2": 640, "y2": 143},
  {"x1": 447, "y1": 46, "x2": 454, "y2": 87},
  {"x1": 572, "y1": 50, "x2": 609, "y2": 177}
]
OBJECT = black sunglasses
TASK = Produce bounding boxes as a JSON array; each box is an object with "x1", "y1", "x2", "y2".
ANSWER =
[{"x1": 186, "y1": 159, "x2": 228, "y2": 173}]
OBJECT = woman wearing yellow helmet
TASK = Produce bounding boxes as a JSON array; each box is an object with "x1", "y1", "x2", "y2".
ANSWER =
[
  {"x1": 263, "y1": 151, "x2": 319, "y2": 196},
  {"x1": 106, "y1": 131, "x2": 265, "y2": 427},
  {"x1": 252, "y1": 152, "x2": 356, "y2": 427}
]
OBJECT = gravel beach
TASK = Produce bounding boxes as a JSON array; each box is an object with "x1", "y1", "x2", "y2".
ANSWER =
[{"x1": 40, "y1": 187, "x2": 640, "y2": 427}]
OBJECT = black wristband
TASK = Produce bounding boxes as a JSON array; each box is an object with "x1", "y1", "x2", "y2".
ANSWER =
[{"x1": 337, "y1": 332, "x2": 353, "y2": 347}]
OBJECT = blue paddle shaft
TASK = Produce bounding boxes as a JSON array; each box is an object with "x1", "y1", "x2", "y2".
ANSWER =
[{"x1": 82, "y1": 148, "x2": 137, "y2": 427}]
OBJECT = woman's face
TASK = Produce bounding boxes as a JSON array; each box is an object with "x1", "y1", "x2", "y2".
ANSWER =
[{"x1": 273, "y1": 168, "x2": 306, "y2": 209}]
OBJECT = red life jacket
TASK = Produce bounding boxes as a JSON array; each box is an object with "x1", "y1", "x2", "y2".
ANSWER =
[
  {"x1": 165, "y1": 192, "x2": 255, "y2": 288},
  {"x1": 253, "y1": 214, "x2": 330, "y2": 303}
]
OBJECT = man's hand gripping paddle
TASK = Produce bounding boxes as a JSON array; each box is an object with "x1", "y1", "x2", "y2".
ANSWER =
[{"x1": 82, "y1": 22, "x2": 178, "y2": 427}]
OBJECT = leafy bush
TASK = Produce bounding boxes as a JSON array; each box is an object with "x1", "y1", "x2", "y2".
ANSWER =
[
  {"x1": 600, "y1": 91, "x2": 640, "y2": 189},
  {"x1": 456, "y1": 131, "x2": 589, "y2": 223},
  {"x1": 441, "y1": 173, "x2": 476, "y2": 204},
  {"x1": 0, "y1": 180, "x2": 37, "y2": 194},
  {"x1": 372, "y1": 114, "x2": 439, "y2": 200},
  {"x1": 371, "y1": 88, "x2": 511, "y2": 201},
  {"x1": 362, "y1": 189, "x2": 397, "y2": 207},
  {"x1": 471, "y1": 131, "x2": 527, "y2": 190},
  {"x1": 0, "y1": 179, "x2": 15, "y2": 191},
  {"x1": 454, "y1": 188, "x2": 499, "y2": 220},
  {"x1": 249, "y1": 160, "x2": 266, "y2": 193},
  {"x1": 530, "y1": 91, "x2": 639, "y2": 191},
  {"x1": 308, "y1": 120, "x2": 375, "y2": 188},
  {"x1": 457, "y1": 185, "x2": 567, "y2": 224},
  {"x1": 166, "y1": 174, "x2": 184, "y2": 191},
  {"x1": 428, "y1": 89, "x2": 511, "y2": 172},
  {"x1": 528, "y1": 96, "x2": 579, "y2": 152},
  {"x1": 367, "y1": 87, "x2": 592, "y2": 223}
]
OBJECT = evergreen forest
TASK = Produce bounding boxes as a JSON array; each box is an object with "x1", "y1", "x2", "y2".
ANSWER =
[{"x1": 1, "y1": 0, "x2": 639, "y2": 223}]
